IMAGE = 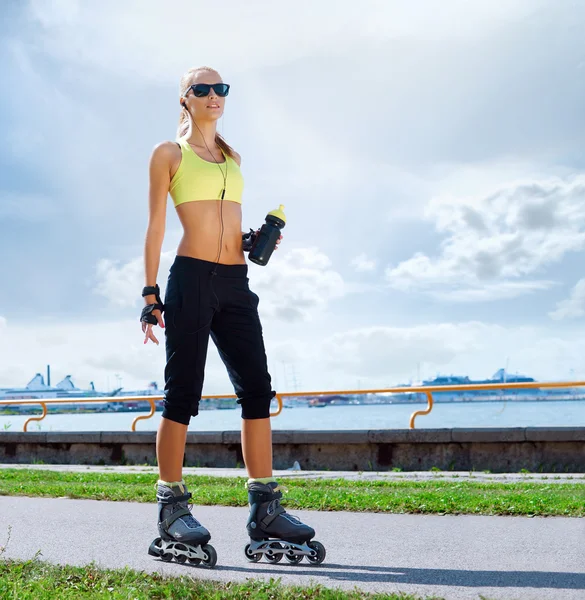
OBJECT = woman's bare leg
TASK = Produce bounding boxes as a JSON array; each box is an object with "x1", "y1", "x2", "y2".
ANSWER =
[
  {"x1": 242, "y1": 415, "x2": 320, "y2": 559},
  {"x1": 241, "y1": 417, "x2": 273, "y2": 479},
  {"x1": 156, "y1": 416, "x2": 188, "y2": 481},
  {"x1": 157, "y1": 416, "x2": 273, "y2": 481}
]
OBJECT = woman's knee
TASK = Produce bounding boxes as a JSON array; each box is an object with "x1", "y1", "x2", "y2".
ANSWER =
[
  {"x1": 239, "y1": 391, "x2": 276, "y2": 419},
  {"x1": 162, "y1": 397, "x2": 199, "y2": 425}
]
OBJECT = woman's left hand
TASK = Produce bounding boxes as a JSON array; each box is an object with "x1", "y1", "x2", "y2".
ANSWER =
[{"x1": 275, "y1": 234, "x2": 283, "y2": 249}]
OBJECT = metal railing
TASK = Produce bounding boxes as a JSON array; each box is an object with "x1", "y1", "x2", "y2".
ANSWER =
[{"x1": 0, "y1": 380, "x2": 584, "y2": 432}]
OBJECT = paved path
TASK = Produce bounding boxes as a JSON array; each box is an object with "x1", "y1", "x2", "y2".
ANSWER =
[
  {"x1": 0, "y1": 496, "x2": 583, "y2": 599},
  {"x1": 2, "y1": 463, "x2": 584, "y2": 484}
]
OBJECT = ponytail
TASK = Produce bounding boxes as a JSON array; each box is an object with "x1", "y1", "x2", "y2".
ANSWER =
[
  {"x1": 215, "y1": 132, "x2": 236, "y2": 160},
  {"x1": 176, "y1": 108, "x2": 190, "y2": 140}
]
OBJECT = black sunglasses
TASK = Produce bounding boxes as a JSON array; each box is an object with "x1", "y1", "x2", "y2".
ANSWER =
[{"x1": 188, "y1": 83, "x2": 230, "y2": 98}]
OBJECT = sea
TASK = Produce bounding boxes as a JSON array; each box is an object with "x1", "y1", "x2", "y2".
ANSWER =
[{"x1": 1, "y1": 400, "x2": 584, "y2": 432}]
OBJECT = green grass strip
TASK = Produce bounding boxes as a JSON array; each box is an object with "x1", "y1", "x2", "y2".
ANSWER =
[
  {"x1": 0, "y1": 469, "x2": 583, "y2": 516},
  {"x1": 0, "y1": 559, "x2": 439, "y2": 600}
]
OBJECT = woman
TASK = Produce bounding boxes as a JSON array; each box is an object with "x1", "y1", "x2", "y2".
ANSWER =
[{"x1": 141, "y1": 66, "x2": 324, "y2": 567}]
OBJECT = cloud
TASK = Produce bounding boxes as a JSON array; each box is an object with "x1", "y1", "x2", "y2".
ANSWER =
[
  {"x1": 24, "y1": 0, "x2": 541, "y2": 81},
  {"x1": 300, "y1": 320, "x2": 585, "y2": 387},
  {"x1": 431, "y1": 280, "x2": 555, "y2": 303},
  {"x1": 0, "y1": 316, "x2": 163, "y2": 391},
  {"x1": 351, "y1": 253, "x2": 376, "y2": 273},
  {"x1": 385, "y1": 176, "x2": 585, "y2": 300},
  {"x1": 94, "y1": 246, "x2": 345, "y2": 321},
  {"x1": 250, "y1": 248, "x2": 345, "y2": 321},
  {"x1": 321, "y1": 322, "x2": 488, "y2": 380},
  {"x1": 549, "y1": 279, "x2": 585, "y2": 320},
  {"x1": 95, "y1": 251, "x2": 175, "y2": 308}
]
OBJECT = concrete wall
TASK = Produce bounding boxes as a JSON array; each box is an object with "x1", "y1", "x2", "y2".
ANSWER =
[{"x1": 0, "y1": 428, "x2": 584, "y2": 472}]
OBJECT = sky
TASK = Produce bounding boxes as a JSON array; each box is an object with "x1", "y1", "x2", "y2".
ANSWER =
[{"x1": 1, "y1": 0, "x2": 585, "y2": 395}]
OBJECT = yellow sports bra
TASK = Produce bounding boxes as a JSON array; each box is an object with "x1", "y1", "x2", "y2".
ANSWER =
[{"x1": 169, "y1": 137, "x2": 244, "y2": 207}]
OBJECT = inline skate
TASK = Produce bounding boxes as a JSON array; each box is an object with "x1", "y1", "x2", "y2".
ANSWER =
[
  {"x1": 244, "y1": 481, "x2": 326, "y2": 565},
  {"x1": 148, "y1": 481, "x2": 217, "y2": 568}
]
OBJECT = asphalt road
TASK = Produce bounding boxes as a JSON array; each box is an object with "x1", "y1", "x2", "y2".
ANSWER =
[{"x1": 0, "y1": 496, "x2": 583, "y2": 599}]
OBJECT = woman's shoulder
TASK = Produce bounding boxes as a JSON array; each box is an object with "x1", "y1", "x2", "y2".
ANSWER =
[
  {"x1": 150, "y1": 140, "x2": 182, "y2": 166},
  {"x1": 152, "y1": 140, "x2": 183, "y2": 156}
]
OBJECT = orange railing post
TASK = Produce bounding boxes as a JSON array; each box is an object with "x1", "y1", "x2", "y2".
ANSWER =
[
  {"x1": 270, "y1": 394, "x2": 283, "y2": 418},
  {"x1": 409, "y1": 391, "x2": 434, "y2": 429},
  {"x1": 131, "y1": 398, "x2": 156, "y2": 431},
  {"x1": 23, "y1": 402, "x2": 47, "y2": 432}
]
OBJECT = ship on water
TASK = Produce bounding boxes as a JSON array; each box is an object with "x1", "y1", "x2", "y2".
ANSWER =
[
  {"x1": 0, "y1": 366, "x2": 237, "y2": 414},
  {"x1": 0, "y1": 372, "x2": 113, "y2": 401},
  {"x1": 0, "y1": 366, "x2": 161, "y2": 414},
  {"x1": 307, "y1": 369, "x2": 584, "y2": 406}
]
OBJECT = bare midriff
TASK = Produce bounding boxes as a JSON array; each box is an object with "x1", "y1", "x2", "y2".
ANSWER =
[{"x1": 175, "y1": 199, "x2": 246, "y2": 265}]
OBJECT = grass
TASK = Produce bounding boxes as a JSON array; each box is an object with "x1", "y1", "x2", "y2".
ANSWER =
[
  {"x1": 0, "y1": 559, "x2": 439, "y2": 600},
  {"x1": 0, "y1": 469, "x2": 583, "y2": 516}
]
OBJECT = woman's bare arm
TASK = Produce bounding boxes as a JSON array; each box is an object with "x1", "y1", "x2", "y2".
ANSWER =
[
  {"x1": 142, "y1": 142, "x2": 177, "y2": 343},
  {"x1": 144, "y1": 142, "x2": 176, "y2": 298}
]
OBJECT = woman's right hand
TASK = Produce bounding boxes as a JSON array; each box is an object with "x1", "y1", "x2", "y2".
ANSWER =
[
  {"x1": 142, "y1": 310, "x2": 165, "y2": 345},
  {"x1": 141, "y1": 295, "x2": 165, "y2": 345}
]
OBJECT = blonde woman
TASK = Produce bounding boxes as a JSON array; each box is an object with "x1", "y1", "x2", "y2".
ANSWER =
[{"x1": 141, "y1": 66, "x2": 325, "y2": 567}]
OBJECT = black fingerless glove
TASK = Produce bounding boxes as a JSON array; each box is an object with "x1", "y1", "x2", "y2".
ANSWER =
[
  {"x1": 242, "y1": 228, "x2": 257, "y2": 252},
  {"x1": 140, "y1": 285, "x2": 164, "y2": 325}
]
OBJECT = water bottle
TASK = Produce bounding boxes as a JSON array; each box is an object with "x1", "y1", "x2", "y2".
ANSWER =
[{"x1": 248, "y1": 204, "x2": 287, "y2": 266}]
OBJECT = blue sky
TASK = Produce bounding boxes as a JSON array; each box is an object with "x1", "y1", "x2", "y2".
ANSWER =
[{"x1": 1, "y1": 0, "x2": 585, "y2": 394}]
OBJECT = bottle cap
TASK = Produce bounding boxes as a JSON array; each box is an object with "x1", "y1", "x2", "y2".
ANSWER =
[{"x1": 267, "y1": 204, "x2": 286, "y2": 224}]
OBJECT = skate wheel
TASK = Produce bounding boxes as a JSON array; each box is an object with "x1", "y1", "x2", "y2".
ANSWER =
[
  {"x1": 265, "y1": 553, "x2": 283, "y2": 563},
  {"x1": 201, "y1": 544, "x2": 217, "y2": 568},
  {"x1": 244, "y1": 543, "x2": 262, "y2": 563},
  {"x1": 265, "y1": 542, "x2": 283, "y2": 563},
  {"x1": 148, "y1": 537, "x2": 162, "y2": 557},
  {"x1": 284, "y1": 553, "x2": 303, "y2": 565},
  {"x1": 161, "y1": 552, "x2": 173, "y2": 562},
  {"x1": 188, "y1": 557, "x2": 201, "y2": 565},
  {"x1": 175, "y1": 554, "x2": 187, "y2": 564},
  {"x1": 306, "y1": 540, "x2": 326, "y2": 565}
]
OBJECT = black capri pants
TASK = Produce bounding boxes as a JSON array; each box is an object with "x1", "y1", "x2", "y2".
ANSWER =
[{"x1": 162, "y1": 255, "x2": 276, "y2": 425}]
